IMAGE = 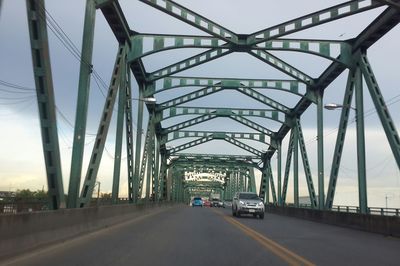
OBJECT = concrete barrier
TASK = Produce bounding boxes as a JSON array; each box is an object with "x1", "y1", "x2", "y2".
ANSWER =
[
  {"x1": 267, "y1": 205, "x2": 400, "y2": 237},
  {"x1": 0, "y1": 202, "x2": 175, "y2": 260}
]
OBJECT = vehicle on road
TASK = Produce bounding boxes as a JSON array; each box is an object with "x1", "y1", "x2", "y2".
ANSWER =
[
  {"x1": 203, "y1": 199, "x2": 211, "y2": 207},
  {"x1": 211, "y1": 198, "x2": 225, "y2": 208},
  {"x1": 232, "y1": 192, "x2": 264, "y2": 219},
  {"x1": 192, "y1": 197, "x2": 203, "y2": 207}
]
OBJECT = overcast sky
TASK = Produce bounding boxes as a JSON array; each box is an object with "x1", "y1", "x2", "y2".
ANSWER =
[{"x1": 0, "y1": 0, "x2": 399, "y2": 208}]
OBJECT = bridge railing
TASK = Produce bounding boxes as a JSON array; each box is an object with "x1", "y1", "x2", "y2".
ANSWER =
[{"x1": 285, "y1": 203, "x2": 400, "y2": 217}]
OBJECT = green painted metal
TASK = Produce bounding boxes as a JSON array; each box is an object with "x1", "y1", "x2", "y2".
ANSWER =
[
  {"x1": 230, "y1": 115, "x2": 275, "y2": 136},
  {"x1": 162, "y1": 114, "x2": 217, "y2": 134},
  {"x1": 132, "y1": 84, "x2": 145, "y2": 202},
  {"x1": 247, "y1": 0, "x2": 383, "y2": 44},
  {"x1": 26, "y1": 0, "x2": 65, "y2": 209},
  {"x1": 148, "y1": 48, "x2": 232, "y2": 81},
  {"x1": 138, "y1": 0, "x2": 238, "y2": 43},
  {"x1": 266, "y1": 161, "x2": 278, "y2": 204},
  {"x1": 78, "y1": 46, "x2": 125, "y2": 208},
  {"x1": 293, "y1": 125, "x2": 299, "y2": 207},
  {"x1": 162, "y1": 130, "x2": 267, "y2": 145},
  {"x1": 249, "y1": 50, "x2": 313, "y2": 84},
  {"x1": 111, "y1": 47, "x2": 127, "y2": 204},
  {"x1": 68, "y1": 0, "x2": 96, "y2": 208},
  {"x1": 295, "y1": 118, "x2": 318, "y2": 208},
  {"x1": 138, "y1": 113, "x2": 155, "y2": 199},
  {"x1": 124, "y1": 57, "x2": 135, "y2": 203},
  {"x1": 282, "y1": 130, "x2": 294, "y2": 204},
  {"x1": 325, "y1": 70, "x2": 356, "y2": 209},
  {"x1": 277, "y1": 140, "x2": 282, "y2": 206},
  {"x1": 359, "y1": 53, "x2": 400, "y2": 169},
  {"x1": 317, "y1": 90, "x2": 325, "y2": 210},
  {"x1": 355, "y1": 65, "x2": 368, "y2": 214}
]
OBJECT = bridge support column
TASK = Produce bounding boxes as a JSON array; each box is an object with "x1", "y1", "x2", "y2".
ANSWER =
[
  {"x1": 277, "y1": 140, "x2": 282, "y2": 206},
  {"x1": 133, "y1": 84, "x2": 145, "y2": 202},
  {"x1": 317, "y1": 90, "x2": 325, "y2": 210},
  {"x1": 355, "y1": 65, "x2": 368, "y2": 214},
  {"x1": 68, "y1": 0, "x2": 96, "y2": 208},
  {"x1": 26, "y1": 0, "x2": 65, "y2": 209},
  {"x1": 294, "y1": 124, "x2": 299, "y2": 208}
]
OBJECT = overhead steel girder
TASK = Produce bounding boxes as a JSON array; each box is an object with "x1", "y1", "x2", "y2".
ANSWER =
[
  {"x1": 249, "y1": 50, "x2": 314, "y2": 85},
  {"x1": 161, "y1": 114, "x2": 217, "y2": 134},
  {"x1": 170, "y1": 159, "x2": 258, "y2": 170},
  {"x1": 235, "y1": 87, "x2": 291, "y2": 113},
  {"x1": 229, "y1": 116, "x2": 274, "y2": 136},
  {"x1": 145, "y1": 76, "x2": 303, "y2": 97},
  {"x1": 129, "y1": 33, "x2": 348, "y2": 65},
  {"x1": 138, "y1": 0, "x2": 239, "y2": 43},
  {"x1": 167, "y1": 134, "x2": 263, "y2": 157},
  {"x1": 161, "y1": 130, "x2": 268, "y2": 145},
  {"x1": 26, "y1": 0, "x2": 65, "y2": 209},
  {"x1": 148, "y1": 48, "x2": 232, "y2": 82},
  {"x1": 169, "y1": 153, "x2": 259, "y2": 166},
  {"x1": 156, "y1": 85, "x2": 224, "y2": 111},
  {"x1": 247, "y1": 0, "x2": 383, "y2": 45},
  {"x1": 160, "y1": 107, "x2": 286, "y2": 125}
]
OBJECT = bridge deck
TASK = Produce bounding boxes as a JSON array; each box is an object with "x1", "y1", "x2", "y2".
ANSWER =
[{"x1": 3, "y1": 206, "x2": 399, "y2": 266}]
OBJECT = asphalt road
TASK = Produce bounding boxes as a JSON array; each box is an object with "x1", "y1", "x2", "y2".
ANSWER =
[{"x1": 3, "y1": 206, "x2": 400, "y2": 266}]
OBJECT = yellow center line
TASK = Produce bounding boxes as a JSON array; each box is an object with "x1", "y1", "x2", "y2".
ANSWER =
[{"x1": 211, "y1": 209, "x2": 315, "y2": 266}]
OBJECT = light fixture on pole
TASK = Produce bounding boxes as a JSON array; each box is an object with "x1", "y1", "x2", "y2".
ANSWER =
[
  {"x1": 324, "y1": 103, "x2": 356, "y2": 110},
  {"x1": 131, "y1": 97, "x2": 156, "y2": 103}
]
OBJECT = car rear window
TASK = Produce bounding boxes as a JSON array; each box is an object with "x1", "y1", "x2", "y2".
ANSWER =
[
  {"x1": 239, "y1": 193, "x2": 258, "y2": 200},
  {"x1": 193, "y1": 197, "x2": 202, "y2": 200}
]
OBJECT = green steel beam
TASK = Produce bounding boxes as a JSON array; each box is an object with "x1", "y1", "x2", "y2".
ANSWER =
[
  {"x1": 282, "y1": 130, "x2": 294, "y2": 204},
  {"x1": 160, "y1": 107, "x2": 286, "y2": 124},
  {"x1": 235, "y1": 87, "x2": 292, "y2": 113},
  {"x1": 325, "y1": 70, "x2": 356, "y2": 209},
  {"x1": 146, "y1": 76, "x2": 303, "y2": 97},
  {"x1": 68, "y1": 0, "x2": 96, "y2": 208},
  {"x1": 145, "y1": 116, "x2": 156, "y2": 200},
  {"x1": 148, "y1": 48, "x2": 232, "y2": 81},
  {"x1": 129, "y1": 34, "x2": 223, "y2": 62},
  {"x1": 78, "y1": 46, "x2": 125, "y2": 208},
  {"x1": 162, "y1": 130, "x2": 267, "y2": 145},
  {"x1": 138, "y1": 113, "x2": 155, "y2": 199},
  {"x1": 26, "y1": 0, "x2": 65, "y2": 209},
  {"x1": 359, "y1": 53, "x2": 400, "y2": 169},
  {"x1": 317, "y1": 90, "x2": 325, "y2": 210},
  {"x1": 156, "y1": 86, "x2": 225, "y2": 111},
  {"x1": 295, "y1": 118, "x2": 318, "y2": 208},
  {"x1": 267, "y1": 160, "x2": 278, "y2": 204},
  {"x1": 111, "y1": 48, "x2": 127, "y2": 204},
  {"x1": 124, "y1": 58, "x2": 135, "y2": 203},
  {"x1": 277, "y1": 139, "x2": 282, "y2": 205},
  {"x1": 247, "y1": 0, "x2": 383, "y2": 45},
  {"x1": 293, "y1": 124, "x2": 299, "y2": 207},
  {"x1": 138, "y1": 0, "x2": 238, "y2": 43},
  {"x1": 249, "y1": 50, "x2": 314, "y2": 85},
  {"x1": 355, "y1": 65, "x2": 368, "y2": 214},
  {"x1": 248, "y1": 167, "x2": 257, "y2": 193},
  {"x1": 224, "y1": 136, "x2": 263, "y2": 157},
  {"x1": 162, "y1": 114, "x2": 217, "y2": 134},
  {"x1": 229, "y1": 115, "x2": 274, "y2": 136},
  {"x1": 168, "y1": 135, "x2": 214, "y2": 155}
]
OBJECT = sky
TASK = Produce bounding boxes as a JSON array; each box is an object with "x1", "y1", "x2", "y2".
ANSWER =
[{"x1": 0, "y1": 0, "x2": 399, "y2": 208}]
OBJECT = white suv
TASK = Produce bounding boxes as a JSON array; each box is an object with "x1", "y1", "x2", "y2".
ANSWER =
[{"x1": 232, "y1": 192, "x2": 264, "y2": 219}]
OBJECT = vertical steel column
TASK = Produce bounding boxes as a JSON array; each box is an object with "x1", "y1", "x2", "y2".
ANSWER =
[
  {"x1": 248, "y1": 167, "x2": 256, "y2": 193},
  {"x1": 267, "y1": 161, "x2": 277, "y2": 204},
  {"x1": 124, "y1": 60, "x2": 135, "y2": 203},
  {"x1": 133, "y1": 84, "x2": 144, "y2": 202},
  {"x1": 159, "y1": 152, "x2": 168, "y2": 200},
  {"x1": 145, "y1": 117, "x2": 155, "y2": 200},
  {"x1": 277, "y1": 140, "x2": 282, "y2": 206},
  {"x1": 68, "y1": 0, "x2": 96, "y2": 208},
  {"x1": 325, "y1": 70, "x2": 355, "y2": 209},
  {"x1": 111, "y1": 49, "x2": 127, "y2": 204},
  {"x1": 153, "y1": 138, "x2": 161, "y2": 201},
  {"x1": 293, "y1": 126, "x2": 299, "y2": 207},
  {"x1": 26, "y1": 0, "x2": 65, "y2": 209},
  {"x1": 317, "y1": 90, "x2": 325, "y2": 210},
  {"x1": 355, "y1": 65, "x2": 368, "y2": 214}
]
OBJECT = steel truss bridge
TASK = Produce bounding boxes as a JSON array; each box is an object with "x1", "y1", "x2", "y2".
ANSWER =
[{"x1": 16, "y1": 0, "x2": 400, "y2": 213}]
